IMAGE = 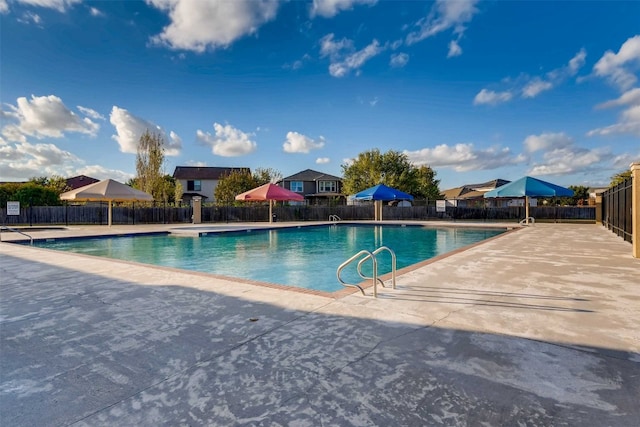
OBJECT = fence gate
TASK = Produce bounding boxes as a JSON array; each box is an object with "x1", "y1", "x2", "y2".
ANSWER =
[{"x1": 602, "y1": 178, "x2": 633, "y2": 243}]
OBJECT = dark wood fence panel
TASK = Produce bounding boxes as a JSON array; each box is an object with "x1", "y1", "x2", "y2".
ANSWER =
[
  {"x1": 1, "y1": 204, "x2": 595, "y2": 225},
  {"x1": 602, "y1": 178, "x2": 633, "y2": 242}
]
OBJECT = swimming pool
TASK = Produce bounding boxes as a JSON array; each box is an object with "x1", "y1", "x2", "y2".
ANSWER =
[{"x1": 33, "y1": 224, "x2": 505, "y2": 292}]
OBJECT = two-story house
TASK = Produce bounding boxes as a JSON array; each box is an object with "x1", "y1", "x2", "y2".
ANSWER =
[
  {"x1": 279, "y1": 169, "x2": 345, "y2": 205},
  {"x1": 173, "y1": 166, "x2": 250, "y2": 204}
]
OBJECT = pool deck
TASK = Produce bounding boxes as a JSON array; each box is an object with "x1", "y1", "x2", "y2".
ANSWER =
[{"x1": 1, "y1": 222, "x2": 639, "y2": 426}]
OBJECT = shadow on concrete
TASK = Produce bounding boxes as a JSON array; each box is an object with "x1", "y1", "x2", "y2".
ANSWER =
[
  {"x1": 1, "y1": 254, "x2": 638, "y2": 426},
  {"x1": 383, "y1": 286, "x2": 594, "y2": 312}
]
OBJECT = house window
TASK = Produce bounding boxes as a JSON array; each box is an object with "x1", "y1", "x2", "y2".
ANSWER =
[
  {"x1": 319, "y1": 181, "x2": 336, "y2": 193},
  {"x1": 187, "y1": 180, "x2": 201, "y2": 191},
  {"x1": 290, "y1": 181, "x2": 303, "y2": 192}
]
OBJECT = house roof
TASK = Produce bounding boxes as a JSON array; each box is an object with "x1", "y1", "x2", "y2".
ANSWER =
[
  {"x1": 282, "y1": 169, "x2": 342, "y2": 182},
  {"x1": 442, "y1": 179, "x2": 510, "y2": 200},
  {"x1": 173, "y1": 166, "x2": 250, "y2": 180},
  {"x1": 65, "y1": 175, "x2": 100, "y2": 190}
]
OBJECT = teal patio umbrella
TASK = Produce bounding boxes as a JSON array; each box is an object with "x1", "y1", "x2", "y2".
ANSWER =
[{"x1": 484, "y1": 176, "x2": 573, "y2": 224}]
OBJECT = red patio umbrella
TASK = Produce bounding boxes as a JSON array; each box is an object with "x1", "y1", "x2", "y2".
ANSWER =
[{"x1": 235, "y1": 183, "x2": 304, "y2": 222}]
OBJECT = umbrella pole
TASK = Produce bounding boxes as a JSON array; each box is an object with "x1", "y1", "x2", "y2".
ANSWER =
[
  {"x1": 108, "y1": 200, "x2": 113, "y2": 227},
  {"x1": 269, "y1": 200, "x2": 273, "y2": 223}
]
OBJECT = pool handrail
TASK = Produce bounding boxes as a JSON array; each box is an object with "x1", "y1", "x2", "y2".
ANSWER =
[
  {"x1": 519, "y1": 217, "x2": 535, "y2": 226},
  {"x1": 0, "y1": 226, "x2": 33, "y2": 245},
  {"x1": 329, "y1": 214, "x2": 341, "y2": 222},
  {"x1": 337, "y1": 249, "x2": 375, "y2": 296},
  {"x1": 337, "y1": 246, "x2": 397, "y2": 297},
  {"x1": 356, "y1": 246, "x2": 396, "y2": 291}
]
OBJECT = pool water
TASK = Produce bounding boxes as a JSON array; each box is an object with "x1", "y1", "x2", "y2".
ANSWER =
[{"x1": 34, "y1": 225, "x2": 504, "y2": 292}]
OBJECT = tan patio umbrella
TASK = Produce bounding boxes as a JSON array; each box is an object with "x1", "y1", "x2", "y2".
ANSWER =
[
  {"x1": 59, "y1": 179, "x2": 154, "y2": 226},
  {"x1": 235, "y1": 183, "x2": 304, "y2": 222}
]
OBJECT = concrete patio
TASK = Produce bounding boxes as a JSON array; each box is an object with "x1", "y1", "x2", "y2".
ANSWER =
[{"x1": 1, "y1": 222, "x2": 639, "y2": 426}]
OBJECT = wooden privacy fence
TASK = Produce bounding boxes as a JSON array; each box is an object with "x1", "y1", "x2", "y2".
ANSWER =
[
  {"x1": 602, "y1": 178, "x2": 633, "y2": 243},
  {"x1": 1, "y1": 204, "x2": 595, "y2": 225}
]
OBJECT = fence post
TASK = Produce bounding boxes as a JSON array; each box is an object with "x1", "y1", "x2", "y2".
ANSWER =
[
  {"x1": 632, "y1": 162, "x2": 639, "y2": 258},
  {"x1": 595, "y1": 194, "x2": 603, "y2": 225}
]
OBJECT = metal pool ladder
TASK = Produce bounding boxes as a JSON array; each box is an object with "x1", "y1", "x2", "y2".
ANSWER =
[
  {"x1": 329, "y1": 214, "x2": 341, "y2": 222},
  {"x1": 0, "y1": 226, "x2": 33, "y2": 245},
  {"x1": 337, "y1": 246, "x2": 396, "y2": 297}
]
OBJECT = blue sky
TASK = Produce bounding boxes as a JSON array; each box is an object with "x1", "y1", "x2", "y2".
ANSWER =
[{"x1": 1, "y1": 0, "x2": 639, "y2": 190}]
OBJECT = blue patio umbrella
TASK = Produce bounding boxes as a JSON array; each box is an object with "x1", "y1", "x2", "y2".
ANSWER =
[
  {"x1": 484, "y1": 176, "x2": 573, "y2": 224},
  {"x1": 352, "y1": 184, "x2": 414, "y2": 201},
  {"x1": 352, "y1": 184, "x2": 414, "y2": 221}
]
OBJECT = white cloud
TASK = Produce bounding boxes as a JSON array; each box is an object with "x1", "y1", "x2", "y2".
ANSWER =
[
  {"x1": 522, "y1": 78, "x2": 553, "y2": 98},
  {"x1": 89, "y1": 6, "x2": 103, "y2": 17},
  {"x1": 77, "y1": 106, "x2": 105, "y2": 120},
  {"x1": 593, "y1": 35, "x2": 640, "y2": 90},
  {"x1": 473, "y1": 89, "x2": 513, "y2": 106},
  {"x1": 447, "y1": 39, "x2": 462, "y2": 58},
  {"x1": 404, "y1": 143, "x2": 523, "y2": 171},
  {"x1": 528, "y1": 146, "x2": 610, "y2": 176},
  {"x1": 475, "y1": 48, "x2": 587, "y2": 105},
  {"x1": 311, "y1": 0, "x2": 377, "y2": 18},
  {"x1": 320, "y1": 33, "x2": 353, "y2": 58},
  {"x1": 320, "y1": 34, "x2": 384, "y2": 77},
  {"x1": 588, "y1": 87, "x2": 640, "y2": 137},
  {"x1": 595, "y1": 87, "x2": 640, "y2": 109},
  {"x1": 328, "y1": 39, "x2": 384, "y2": 77},
  {"x1": 406, "y1": 0, "x2": 480, "y2": 47},
  {"x1": 390, "y1": 52, "x2": 409, "y2": 68},
  {"x1": 587, "y1": 104, "x2": 640, "y2": 137},
  {"x1": 316, "y1": 157, "x2": 330, "y2": 164},
  {"x1": 0, "y1": 141, "x2": 81, "y2": 179},
  {"x1": 17, "y1": 0, "x2": 81, "y2": 12},
  {"x1": 109, "y1": 106, "x2": 182, "y2": 156},
  {"x1": 1, "y1": 95, "x2": 99, "y2": 143},
  {"x1": 147, "y1": 0, "x2": 280, "y2": 52},
  {"x1": 196, "y1": 122, "x2": 257, "y2": 156},
  {"x1": 76, "y1": 165, "x2": 133, "y2": 182},
  {"x1": 184, "y1": 160, "x2": 208, "y2": 167},
  {"x1": 524, "y1": 132, "x2": 573, "y2": 153},
  {"x1": 283, "y1": 131, "x2": 325, "y2": 153},
  {"x1": 17, "y1": 11, "x2": 41, "y2": 24},
  {"x1": 0, "y1": 0, "x2": 8, "y2": 14}
]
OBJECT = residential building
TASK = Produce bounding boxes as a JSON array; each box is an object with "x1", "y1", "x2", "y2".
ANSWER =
[
  {"x1": 65, "y1": 175, "x2": 100, "y2": 190},
  {"x1": 442, "y1": 179, "x2": 510, "y2": 207},
  {"x1": 173, "y1": 166, "x2": 250, "y2": 204},
  {"x1": 279, "y1": 169, "x2": 345, "y2": 205}
]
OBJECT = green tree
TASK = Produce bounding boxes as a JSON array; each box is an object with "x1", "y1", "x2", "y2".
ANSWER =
[
  {"x1": 157, "y1": 174, "x2": 178, "y2": 205},
  {"x1": 214, "y1": 169, "x2": 259, "y2": 206},
  {"x1": 253, "y1": 167, "x2": 282, "y2": 185},
  {"x1": 610, "y1": 170, "x2": 632, "y2": 187},
  {"x1": 135, "y1": 130, "x2": 165, "y2": 201},
  {"x1": 0, "y1": 183, "x2": 21, "y2": 207},
  {"x1": 568, "y1": 185, "x2": 590, "y2": 206},
  {"x1": 28, "y1": 175, "x2": 69, "y2": 195},
  {"x1": 413, "y1": 165, "x2": 442, "y2": 201},
  {"x1": 174, "y1": 180, "x2": 183, "y2": 206},
  {"x1": 15, "y1": 183, "x2": 61, "y2": 206},
  {"x1": 341, "y1": 148, "x2": 440, "y2": 199}
]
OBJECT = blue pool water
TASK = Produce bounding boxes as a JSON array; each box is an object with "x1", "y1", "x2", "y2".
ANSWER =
[{"x1": 33, "y1": 225, "x2": 504, "y2": 292}]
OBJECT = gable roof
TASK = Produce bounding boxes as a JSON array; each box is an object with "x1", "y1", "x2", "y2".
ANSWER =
[
  {"x1": 173, "y1": 166, "x2": 250, "y2": 180},
  {"x1": 282, "y1": 169, "x2": 342, "y2": 182},
  {"x1": 65, "y1": 175, "x2": 100, "y2": 190},
  {"x1": 442, "y1": 179, "x2": 510, "y2": 200}
]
